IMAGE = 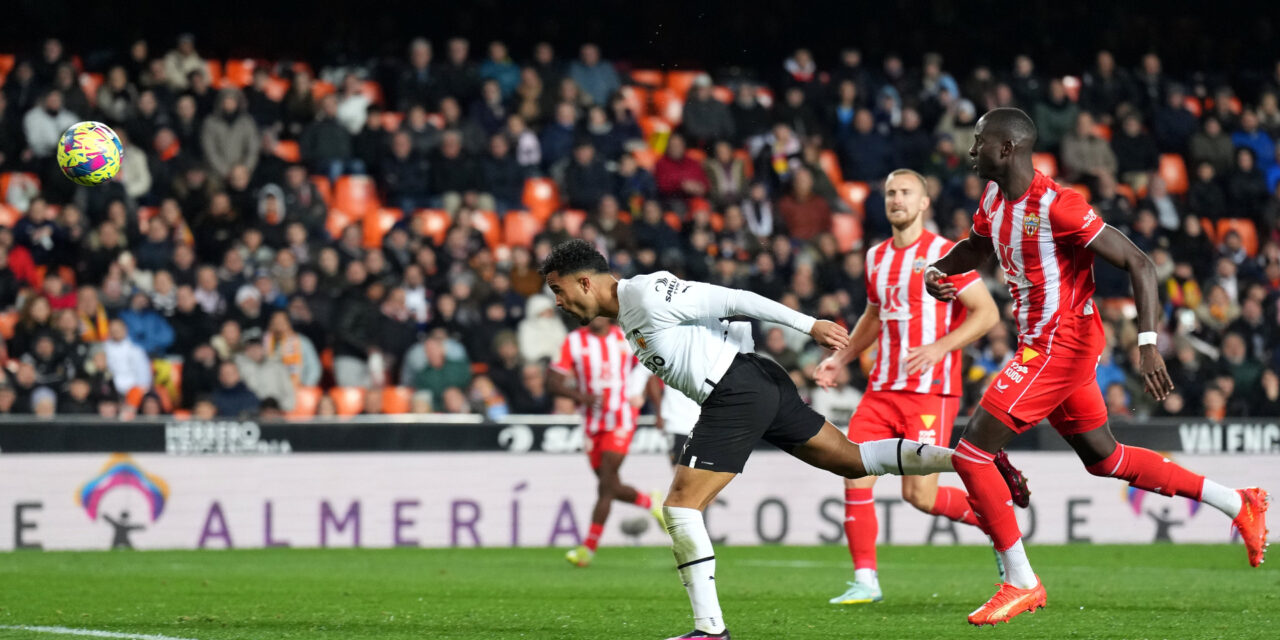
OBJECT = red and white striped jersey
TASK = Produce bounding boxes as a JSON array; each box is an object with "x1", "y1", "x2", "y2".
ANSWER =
[
  {"x1": 865, "y1": 229, "x2": 980, "y2": 396},
  {"x1": 551, "y1": 325, "x2": 640, "y2": 435},
  {"x1": 972, "y1": 171, "x2": 1107, "y2": 359}
]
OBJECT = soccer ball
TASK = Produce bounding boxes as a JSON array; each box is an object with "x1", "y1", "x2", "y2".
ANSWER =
[{"x1": 56, "y1": 121, "x2": 124, "y2": 186}]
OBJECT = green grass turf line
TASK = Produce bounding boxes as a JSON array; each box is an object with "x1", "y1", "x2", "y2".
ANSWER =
[{"x1": 0, "y1": 545, "x2": 1274, "y2": 639}]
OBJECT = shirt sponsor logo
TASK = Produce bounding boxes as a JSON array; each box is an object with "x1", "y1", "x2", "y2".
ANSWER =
[
  {"x1": 1002, "y1": 361, "x2": 1029, "y2": 383},
  {"x1": 1082, "y1": 210, "x2": 1098, "y2": 228}
]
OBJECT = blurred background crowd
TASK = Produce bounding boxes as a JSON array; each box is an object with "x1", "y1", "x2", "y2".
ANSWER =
[{"x1": 1, "y1": 30, "x2": 1279, "y2": 422}]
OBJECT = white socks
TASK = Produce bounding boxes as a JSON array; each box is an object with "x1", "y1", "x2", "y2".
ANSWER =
[
  {"x1": 854, "y1": 568, "x2": 879, "y2": 589},
  {"x1": 999, "y1": 539, "x2": 1038, "y2": 589},
  {"x1": 859, "y1": 438, "x2": 955, "y2": 476},
  {"x1": 1199, "y1": 479, "x2": 1243, "y2": 518},
  {"x1": 665, "y1": 506, "x2": 726, "y2": 634}
]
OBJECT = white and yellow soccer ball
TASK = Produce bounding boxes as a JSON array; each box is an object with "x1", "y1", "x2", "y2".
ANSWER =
[{"x1": 56, "y1": 121, "x2": 124, "y2": 186}]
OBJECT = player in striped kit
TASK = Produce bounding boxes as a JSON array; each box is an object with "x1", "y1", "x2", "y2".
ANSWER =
[
  {"x1": 550, "y1": 317, "x2": 664, "y2": 567},
  {"x1": 927, "y1": 108, "x2": 1270, "y2": 625},
  {"x1": 814, "y1": 169, "x2": 1006, "y2": 605}
]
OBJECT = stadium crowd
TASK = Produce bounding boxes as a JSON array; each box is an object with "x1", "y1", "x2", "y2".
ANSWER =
[{"x1": 1, "y1": 35, "x2": 1279, "y2": 421}]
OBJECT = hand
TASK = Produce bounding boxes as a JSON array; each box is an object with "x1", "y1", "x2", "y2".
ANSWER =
[
  {"x1": 654, "y1": 415, "x2": 665, "y2": 431},
  {"x1": 810, "y1": 320, "x2": 850, "y2": 352},
  {"x1": 1138, "y1": 344, "x2": 1175, "y2": 401},
  {"x1": 906, "y1": 342, "x2": 947, "y2": 375},
  {"x1": 924, "y1": 267, "x2": 957, "y2": 302},
  {"x1": 813, "y1": 356, "x2": 843, "y2": 389},
  {"x1": 581, "y1": 392, "x2": 603, "y2": 408}
]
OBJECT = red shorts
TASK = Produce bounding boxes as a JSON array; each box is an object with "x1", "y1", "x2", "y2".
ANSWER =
[
  {"x1": 979, "y1": 348, "x2": 1107, "y2": 435},
  {"x1": 846, "y1": 390, "x2": 960, "y2": 447},
  {"x1": 585, "y1": 428, "x2": 635, "y2": 469}
]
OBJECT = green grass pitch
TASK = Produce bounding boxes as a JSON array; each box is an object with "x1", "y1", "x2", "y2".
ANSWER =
[{"x1": 0, "y1": 545, "x2": 1274, "y2": 639}]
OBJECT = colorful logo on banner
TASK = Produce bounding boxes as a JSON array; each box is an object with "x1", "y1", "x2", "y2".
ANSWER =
[
  {"x1": 1125, "y1": 486, "x2": 1201, "y2": 518},
  {"x1": 76, "y1": 453, "x2": 170, "y2": 522}
]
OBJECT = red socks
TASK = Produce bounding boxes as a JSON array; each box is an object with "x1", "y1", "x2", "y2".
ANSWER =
[
  {"x1": 931, "y1": 485, "x2": 980, "y2": 527},
  {"x1": 843, "y1": 488, "x2": 878, "y2": 570},
  {"x1": 952, "y1": 439, "x2": 1022, "y2": 551},
  {"x1": 1085, "y1": 444, "x2": 1205, "y2": 499},
  {"x1": 584, "y1": 522, "x2": 605, "y2": 552},
  {"x1": 633, "y1": 492, "x2": 653, "y2": 509}
]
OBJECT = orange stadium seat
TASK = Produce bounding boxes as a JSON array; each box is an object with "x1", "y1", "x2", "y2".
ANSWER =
[
  {"x1": 223, "y1": 59, "x2": 256, "y2": 87},
  {"x1": 1159, "y1": 154, "x2": 1188, "y2": 194},
  {"x1": 685, "y1": 148, "x2": 707, "y2": 163},
  {"x1": 638, "y1": 115, "x2": 671, "y2": 147},
  {"x1": 381, "y1": 111, "x2": 405, "y2": 131},
  {"x1": 0, "y1": 310, "x2": 18, "y2": 340},
  {"x1": 630, "y1": 69, "x2": 665, "y2": 88},
  {"x1": 0, "y1": 54, "x2": 14, "y2": 82},
  {"x1": 1067, "y1": 183, "x2": 1092, "y2": 202},
  {"x1": 831, "y1": 214, "x2": 864, "y2": 252},
  {"x1": 522, "y1": 178, "x2": 561, "y2": 221},
  {"x1": 1032, "y1": 152, "x2": 1058, "y2": 178},
  {"x1": 1092, "y1": 123, "x2": 1112, "y2": 141},
  {"x1": 329, "y1": 387, "x2": 366, "y2": 416},
  {"x1": 735, "y1": 149, "x2": 754, "y2": 178},
  {"x1": 205, "y1": 60, "x2": 223, "y2": 85},
  {"x1": 711, "y1": 86, "x2": 734, "y2": 104},
  {"x1": 309, "y1": 175, "x2": 332, "y2": 205},
  {"x1": 363, "y1": 208, "x2": 402, "y2": 248},
  {"x1": 0, "y1": 172, "x2": 39, "y2": 204},
  {"x1": 472, "y1": 210, "x2": 502, "y2": 248},
  {"x1": 287, "y1": 387, "x2": 321, "y2": 418},
  {"x1": 360, "y1": 81, "x2": 384, "y2": 105},
  {"x1": 502, "y1": 211, "x2": 540, "y2": 248},
  {"x1": 1216, "y1": 218, "x2": 1259, "y2": 257},
  {"x1": 263, "y1": 77, "x2": 289, "y2": 101},
  {"x1": 382, "y1": 387, "x2": 413, "y2": 414},
  {"x1": 818, "y1": 150, "x2": 843, "y2": 185},
  {"x1": 632, "y1": 147, "x2": 658, "y2": 171},
  {"x1": 664, "y1": 211, "x2": 683, "y2": 232},
  {"x1": 563, "y1": 210, "x2": 587, "y2": 236},
  {"x1": 311, "y1": 80, "x2": 337, "y2": 100},
  {"x1": 333, "y1": 175, "x2": 378, "y2": 218},
  {"x1": 0, "y1": 204, "x2": 20, "y2": 228},
  {"x1": 325, "y1": 209, "x2": 356, "y2": 241},
  {"x1": 838, "y1": 181, "x2": 871, "y2": 217},
  {"x1": 79, "y1": 73, "x2": 103, "y2": 107},
  {"x1": 413, "y1": 209, "x2": 451, "y2": 246},
  {"x1": 273, "y1": 140, "x2": 301, "y2": 163},
  {"x1": 651, "y1": 88, "x2": 683, "y2": 124},
  {"x1": 1115, "y1": 183, "x2": 1137, "y2": 206},
  {"x1": 666, "y1": 70, "x2": 703, "y2": 100},
  {"x1": 1183, "y1": 96, "x2": 1203, "y2": 118},
  {"x1": 1200, "y1": 217, "x2": 1218, "y2": 245}
]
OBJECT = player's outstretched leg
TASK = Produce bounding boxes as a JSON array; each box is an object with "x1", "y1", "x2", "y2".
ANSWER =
[
  {"x1": 1067, "y1": 424, "x2": 1271, "y2": 567},
  {"x1": 663, "y1": 465, "x2": 736, "y2": 640},
  {"x1": 791, "y1": 423, "x2": 956, "y2": 478},
  {"x1": 951, "y1": 410, "x2": 1045, "y2": 626}
]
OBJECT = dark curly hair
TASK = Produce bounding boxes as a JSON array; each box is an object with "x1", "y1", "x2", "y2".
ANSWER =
[{"x1": 538, "y1": 239, "x2": 609, "y2": 277}]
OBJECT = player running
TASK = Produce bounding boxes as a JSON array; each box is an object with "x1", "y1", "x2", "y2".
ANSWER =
[
  {"x1": 814, "y1": 168, "x2": 1008, "y2": 605},
  {"x1": 549, "y1": 317, "x2": 664, "y2": 567},
  {"x1": 925, "y1": 107, "x2": 1270, "y2": 626},
  {"x1": 540, "y1": 239, "x2": 1021, "y2": 639}
]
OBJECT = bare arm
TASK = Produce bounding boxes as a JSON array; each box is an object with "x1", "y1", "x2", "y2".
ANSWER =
[
  {"x1": 645, "y1": 375, "x2": 665, "y2": 430},
  {"x1": 547, "y1": 368, "x2": 599, "y2": 407},
  {"x1": 926, "y1": 230, "x2": 995, "y2": 301},
  {"x1": 906, "y1": 280, "x2": 999, "y2": 374},
  {"x1": 813, "y1": 305, "x2": 879, "y2": 388},
  {"x1": 1088, "y1": 225, "x2": 1174, "y2": 400}
]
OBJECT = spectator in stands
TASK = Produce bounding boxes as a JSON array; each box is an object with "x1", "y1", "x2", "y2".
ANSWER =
[
  {"x1": 564, "y1": 140, "x2": 612, "y2": 211},
  {"x1": 1217, "y1": 332, "x2": 1264, "y2": 395},
  {"x1": 654, "y1": 133, "x2": 710, "y2": 209},
  {"x1": 1254, "y1": 369, "x2": 1280, "y2": 415},
  {"x1": 479, "y1": 41, "x2": 519, "y2": 99},
  {"x1": 480, "y1": 133, "x2": 525, "y2": 214},
  {"x1": 777, "y1": 166, "x2": 832, "y2": 242},
  {"x1": 234, "y1": 337, "x2": 295, "y2": 412},
  {"x1": 102, "y1": 318, "x2": 152, "y2": 397},
  {"x1": 23, "y1": 89, "x2": 78, "y2": 160},
  {"x1": 568, "y1": 43, "x2": 620, "y2": 107},
  {"x1": 539, "y1": 102, "x2": 578, "y2": 170},
  {"x1": 1111, "y1": 113, "x2": 1159, "y2": 191},
  {"x1": 396, "y1": 38, "x2": 436, "y2": 111},
  {"x1": 679, "y1": 74, "x2": 732, "y2": 150},
  {"x1": 840, "y1": 109, "x2": 894, "y2": 183},
  {"x1": 1188, "y1": 161, "x2": 1228, "y2": 220},
  {"x1": 1233, "y1": 109, "x2": 1277, "y2": 174},
  {"x1": 470, "y1": 79, "x2": 508, "y2": 139},
  {"x1": 212, "y1": 360, "x2": 259, "y2": 418},
  {"x1": 704, "y1": 140, "x2": 748, "y2": 211},
  {"x1": 1081, "y1": 50, "x2": 1133, "y2": 122},
  {"x1": 583, "y1": 105, "x2": 621, "y2": 161},
  {"x1": 1153, "y1": 84, "x2": 1198, "y2": 154},
  {"x1": 437, "y1": 37, "x2": 481, "y2": 106},
  {"x1": 201, "y1": 89, "x2": 260, "y2": 180},
  {"x1": 163, "y1": 33, "x2": 206, "y2": 91},
  {"x1": 1061, "y1": 111, "x2": 1118, "y2": 190},
  {"x1": 1227, "y1": 148, "x2": 1270, "y2": 220},
  {"x1": 430, "y1": 129, "x2": 492, "y2": 213},
  {"x1": 892, "y1": 107, "x2": 932, "y2": 171},
  {"x1": 439, "y1": 96, "x2": 486, "y2": 154},
  {"x1": 404, "y1": 334, "x2": 472, "y2": 401},
  {"x1": 119, "y1": 292, "x2": 174, "y2": 357},
  {"x1": 516, "y1": 294, "x2": 566, "y2": 364},
  {"x1": 380, "y1": 130, "x2": 432, "y2": 214},
  {"x1": 1190, "y1": 117, "x2": 1235, "y2": 177},
  {"x1": 503, "y1": 113, "x2": 542, "y2": 171},
  {"x1": 300, "y1": 94, "x2": 363, "y2": 183}
]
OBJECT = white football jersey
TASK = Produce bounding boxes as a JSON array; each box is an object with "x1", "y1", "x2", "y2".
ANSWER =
[{"x1": 616, "y1": 271, "x2": 815, "y2": 404}]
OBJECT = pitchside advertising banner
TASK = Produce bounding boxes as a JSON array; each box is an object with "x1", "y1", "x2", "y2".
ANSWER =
[{"x1": 0, "y1": 449, "x2": 1277, "y2": 552}]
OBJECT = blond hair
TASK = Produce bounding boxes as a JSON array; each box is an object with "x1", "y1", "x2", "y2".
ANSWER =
[{"x1": 884, "y1": 168, "x2": 928, "y2": 191}]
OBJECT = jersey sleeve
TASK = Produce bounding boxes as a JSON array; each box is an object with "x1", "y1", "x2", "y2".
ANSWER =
[
  {"x1": 1049, "y1": 188, "x2": 1106, "y2": 247},
  {"x1": 864, "y1": 246, "x2": 880, "y2": 306},
  {"x1": 651, "y1": 272, "x2": 816, "y2": 334},
  {"x1": 948, "y1": 269, "x2": 982, "y2": 294},
  {"x1": 550, "y1": 336, "x2": 575, "y2": 375},
  {"x1": 971, "y1": 183, "x2": 996, "y2": 237}
]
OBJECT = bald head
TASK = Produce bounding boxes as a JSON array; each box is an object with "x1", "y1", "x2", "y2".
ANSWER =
[{"x1": 979, "y1": 107, "x2": 1038, "y2": 150}]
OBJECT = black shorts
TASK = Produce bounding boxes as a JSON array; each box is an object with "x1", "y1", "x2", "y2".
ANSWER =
[
  {"x1": 669, "y1": 433, "x2": 690, "y2": 467},
  {"x1": 678, "y1": 353, "x2": 826, "y2": 474}
]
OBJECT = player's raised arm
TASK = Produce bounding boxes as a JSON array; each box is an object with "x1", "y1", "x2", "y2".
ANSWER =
[
  {"x1": 661, "y1": 277, "x2": 850, "y2": 351},
  {"x1": 926, "y1": 231, "x2": 993, "y2": 301},
  {"x1": 814, "y1": 304, "x2": 879, "y2": 389},
  {"x1": 906, "y1": 278, "x2": 998, "y2": 374},
  {"x1": 1087, "y1": 224, "x2": 1175, "y2": 401}
]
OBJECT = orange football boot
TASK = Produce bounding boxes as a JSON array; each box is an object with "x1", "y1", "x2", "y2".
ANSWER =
[
  {"x1": 967, "y1": 578, "x2": 1046, "y2": 626},
  {"x1": 1232, "y1": 487, "x2": 1270, "y2": 568}
]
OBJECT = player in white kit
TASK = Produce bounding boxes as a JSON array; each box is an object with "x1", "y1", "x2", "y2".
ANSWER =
[{"x1": 539, "y1": 240, "x2": 1020, "y2": 639}]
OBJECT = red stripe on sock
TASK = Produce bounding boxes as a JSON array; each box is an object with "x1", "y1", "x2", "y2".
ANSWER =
[
  {"x1": 584, "y1": 522, "x2": 605, "y2": 552},
  {"x1": 930, "y1": 485, "x2": 980, "y2": 527},
  {"x1": 1085, "y1": 444, "x2": 1205, "y2": 500},
  {"x1": 952, "y1": 439, "x2": 1021, "y2": 551},
  {"x1": 844, "y1": 488, "x2": 877, "y2": 570}
]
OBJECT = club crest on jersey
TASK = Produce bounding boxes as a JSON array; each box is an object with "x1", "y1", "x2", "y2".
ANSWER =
[
  {"x1": 629, "y1": 329, "x2": 648, "y2": 350},
  {"x1": 1023, "y1": 212, "x2": 1040, "y2": 237},
  {"x1": 912, "y1": 257, "x2": 927, "y2": 273}
]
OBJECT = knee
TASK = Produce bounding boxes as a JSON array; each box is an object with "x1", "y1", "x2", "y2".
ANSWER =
[{"x1": 901, "y1": 486, "x2": 933, "y2": 512}]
